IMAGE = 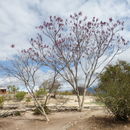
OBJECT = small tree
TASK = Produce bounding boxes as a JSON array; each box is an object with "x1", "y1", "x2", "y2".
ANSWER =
[
  {"x1": 7, "y1": 85, "x2": 19, "y2": 94},
  {"x1": 0, "y1": 53, "x2": 49, "y2": 121},
  {"x1": 41, "y1": 79, "x2": 61, "y2": 97},
  {"x1": 96, "y1": 61, "x2": 130, "y2": 121},
  {"x1": 40, "y1": 76, "x2": 60, "y2": 106}
]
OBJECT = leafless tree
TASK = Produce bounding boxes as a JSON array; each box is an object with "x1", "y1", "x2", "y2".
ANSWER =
[
  {"x1": 0, "y1": 53, "x2": 49, "y2": 121},
  {"x1": 39, "y1": 71, "x2": 60, "y2": 106}
]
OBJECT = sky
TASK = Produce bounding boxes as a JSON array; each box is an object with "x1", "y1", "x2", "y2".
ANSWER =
[{"x1": 0, "y1": 0, "x2": 130, "y2": 88}]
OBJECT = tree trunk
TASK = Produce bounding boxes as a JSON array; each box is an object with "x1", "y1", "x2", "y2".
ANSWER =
[
  {"x1": 79, "y1": 88, "x2": 87, "y2": 112},
  {"x1": 25, "y1": 84, "x2": 49, "y2": 122},
  {"x1": 32, "y1": 95, "x2": 49, "y2": 121},
  {"x1": 40, "y1": 106, "x2": 50, "y2": 121},
  {"x1": 76, "y1": 93, "x2": 82, "y2": 111},
  {"x1": 44, "y1": 94, "x2": 50, "y2": 107}
]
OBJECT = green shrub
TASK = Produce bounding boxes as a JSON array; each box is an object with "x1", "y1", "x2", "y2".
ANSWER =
[
  {"x1": 33, "y1": 105, "x2": 51, "y2": 115},
  {"x1": 26, "y1": 97, "x2": 31, "y2": 102},
  {"x1": 14, "y1": 111, "x2": 21, "y2": 116},
  {"x1": 0, "y1": 96, "x2": 4, "y2": 108},
  {"x1": 15, "y1": 91, "x2": 26, "y2": 101},
  {"x1": 96, "y1": 61, "x2": 130, "y2": 121},
  {"x1": 26, "y1": 97, "x2": 31, "y2": 106}
]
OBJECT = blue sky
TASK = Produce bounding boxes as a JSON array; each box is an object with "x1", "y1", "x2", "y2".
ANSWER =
[{"x1": 0, "y1": 0, "x2": 130, "y2": 87}]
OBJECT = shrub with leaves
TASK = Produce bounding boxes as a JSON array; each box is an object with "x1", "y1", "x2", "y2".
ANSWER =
[
  {"x1": 14, "y1": 111, "x2": 21, "y2": 116},
  {"x1": 33, "y1": 105, "x2": 51, "y2": 115},
  {"x1": 15, "y1": 91, "x2": 26, "y2": 101},
  {"x1": 26, "y1": 97, "x2": 31, "y2": 106},
  {"x1": 96, "y1": 61, "x2": 130, "y2": 121},
  {"x1": 26, "y1": 97, "x2": 31, "y2": 102},
  {"x1": 0, "y1": 96, "x2": 4, "y2": 108}
]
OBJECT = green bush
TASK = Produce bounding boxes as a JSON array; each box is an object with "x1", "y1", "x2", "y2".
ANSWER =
[
  {"x1": 26, "y1": 97, "x2": 31, "y2": 102},
  {"x1": 15, "y1": 91, "x2": 26, "y2": 101},
  {"x1": 96, "y1": 61, "x2": 130, "y2": 121},
  {"x1": 14, "y1": 111, "x2": 21, "y2": 116},
  {"x1": 26, "y1": 97, "x2": 31, "y2": 106},
  {"x1": 33, "y1": 105, "x2": 51, "y2": 115},
  {"x1": 0, "y1": 96, "x2": 4, "y2": 108}
]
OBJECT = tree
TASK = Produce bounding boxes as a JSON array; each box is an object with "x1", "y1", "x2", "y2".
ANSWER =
[
  {"x1": 7, "y1": 85, "x2": 19, "y2": 94},
  {"x1": 0, "y1": 53, "x2": 49, "y2": 121},
  {"x1": 96, "y1": 61, "x2": 130, "y2": 121},
  {"x1": 41, "y1": 78, "x2": 61, "y2": 96},
  {"x1": 40, "y1": 76, "x2": 61, "y2": 106},
  {"x1": 24, "y1": 12, "x2": 128, "y2": 111}
]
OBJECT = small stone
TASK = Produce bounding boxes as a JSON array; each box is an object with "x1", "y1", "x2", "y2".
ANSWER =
[{"x1": 124, "y1": 125, "x2": 127, "y2": 128}]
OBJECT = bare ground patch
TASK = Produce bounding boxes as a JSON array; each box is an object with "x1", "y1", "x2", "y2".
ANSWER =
[
  {"x1": 0, "y1": 110, "x2": 86, "y2": 130},
  {"x1": 68, "y1": 109, "x2": 130, "y2": 130}
]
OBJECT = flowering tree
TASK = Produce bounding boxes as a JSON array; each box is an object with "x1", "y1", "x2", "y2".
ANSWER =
[{"x1": 24, "y1": 12, "x2": 128, "y2": 111}]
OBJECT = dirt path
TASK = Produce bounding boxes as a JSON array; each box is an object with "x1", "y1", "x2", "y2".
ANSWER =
[
  {"x1": 1, "y1": 108, "x2": 129, "y2": 130},
  {"x1": 0, "y1": 110, "x2": 91, "y2": 130}
]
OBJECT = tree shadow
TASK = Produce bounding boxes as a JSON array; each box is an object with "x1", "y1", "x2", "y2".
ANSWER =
[{"x1": 88, "y1": 116, "x2": 130, "y2": 129}]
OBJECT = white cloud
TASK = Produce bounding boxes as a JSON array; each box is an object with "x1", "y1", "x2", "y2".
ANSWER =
[
  {"x1": 0, "y1": 68, "x2": 54, "y2": 90},
  {"x1": 0, "y1": 0, "x2": 130, "y2": 60}
]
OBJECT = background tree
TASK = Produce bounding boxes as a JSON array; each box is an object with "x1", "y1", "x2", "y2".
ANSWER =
[
  {"x1": 24, "y1": 12, "x2": 128, "y2": 111},
  {"x1": 96, "y1": 61, "x2": 130, "y2": 121},
  {"x1": 7, "y1": 85, "x2": 19, "y2": 94},
  {"x1": 41, "y1": 78, "x2": 61, "y2": 97},
  {"x1": 40, "y1": 76, "x2": 61, "y2": 106}
]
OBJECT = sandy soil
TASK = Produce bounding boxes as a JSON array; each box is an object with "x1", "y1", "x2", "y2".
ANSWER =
[
  {"x1": 0, "y1": 108, "x2": 130, "y2": 130},
  {"x1": 0, "y1": 96, "x2": 130, "y2": 130},
  {"x1": 68, "y1": 109, "x2": 130, "y2": 130},
  {"x1": 0, "y1": 110, "x2": 86, "y2": 130}
]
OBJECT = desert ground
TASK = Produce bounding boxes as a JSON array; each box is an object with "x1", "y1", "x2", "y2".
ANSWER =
[{"x1": 0, "y1": 96, "x2": 129, "y2": 130}]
